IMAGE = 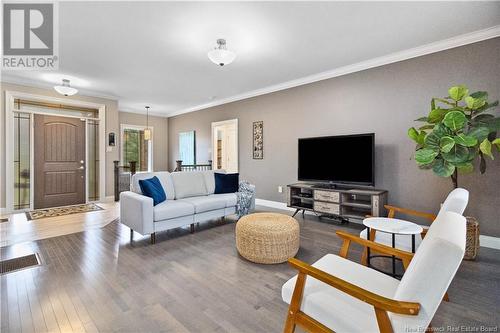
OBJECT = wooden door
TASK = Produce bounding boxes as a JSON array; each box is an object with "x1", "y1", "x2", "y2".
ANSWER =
[{"x1": 34, "y1": 115, "x2": 86, "y2": 209}]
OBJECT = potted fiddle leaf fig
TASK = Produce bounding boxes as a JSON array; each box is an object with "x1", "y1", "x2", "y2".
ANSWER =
[
  {"x1": 408, "y1": 85, "x2": 499, "y2": 188},
  {"x1": 407, "y1": 84, "x2": 499, "y2": 260}
]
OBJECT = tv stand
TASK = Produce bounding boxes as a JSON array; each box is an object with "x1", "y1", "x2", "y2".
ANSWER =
[{"x1": 287, "y1": 183, "x2": 387, "y2": 223}]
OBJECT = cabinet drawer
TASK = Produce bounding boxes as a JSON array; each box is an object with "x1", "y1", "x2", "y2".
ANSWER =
[
  {"x1": 314, "y1": 202, "x2": 340, "y2": 215},
  {"x1": 314, "y1": 190, "x2": 340, "y2": 203}
]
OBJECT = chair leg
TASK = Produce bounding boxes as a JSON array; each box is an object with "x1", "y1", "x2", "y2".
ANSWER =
[
  {"x1": 130, "y1": 229, "x2": 134, "y2": 241},
  {"x1": 283, "y1": 272, "x2": 306, "y2": 333},
  {"x1": 150, "y1": 232, "x2": 156, "y2": 244},
  {"x1": 443, "y1": 292, "x2": 450, "y2": 302},
  {"x1": 361, "y1": 247, "x2": 368, "y2": 266},
  {"x1": 190, "y1": 223, "x2": 195, "y2": 234}
]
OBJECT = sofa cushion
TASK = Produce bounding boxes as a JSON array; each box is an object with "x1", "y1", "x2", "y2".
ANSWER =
[
  {"x1": 131, "y1": 172, "x2": 175, "y2": 200},
  {"x1": 138, "y1": 176, "x2": 166, "y2": 206},
  {"x1": 200, "y1": 170, "x2": 226, "y2": 194},
  {"x1": 211, "y1": 193, "x2": 237, "y2": 207},
  {"x1": 179, "y1": 196, "x2": 226, "y2": 213},
  {"x1": 153, "y1": 200, "x2": 195, "y2": 221},
  {"x1": 171, "y1": 172, "x2": 208, "y2": 199},
  {"x1": 214, "y1": 173, "x2": 239, "y2": 194},
  {"x1": 282, "y1": 254, "x2": 399, "y2": 333}
]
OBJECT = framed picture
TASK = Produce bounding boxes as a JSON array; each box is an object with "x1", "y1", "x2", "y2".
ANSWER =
[{"x1": 253, "y1": 121, "x2": 263, "y2": 159}]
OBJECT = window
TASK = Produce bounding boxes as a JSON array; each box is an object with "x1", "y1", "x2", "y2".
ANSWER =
[
  {"x1": 179, "y1": 131, "x2": 196, "y2": 165},
  {"x1": 121, "y1": 125, "x2": 152, "y2": 172}
]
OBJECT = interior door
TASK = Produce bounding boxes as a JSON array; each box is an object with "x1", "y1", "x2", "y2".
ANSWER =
[{"x1": 34, "y1": 115, "x2": 86, "y2": 209}]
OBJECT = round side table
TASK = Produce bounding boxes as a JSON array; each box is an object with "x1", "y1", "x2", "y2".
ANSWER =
[{"x1": 363, "y1": 217, "x2": 423, "y2": 278}]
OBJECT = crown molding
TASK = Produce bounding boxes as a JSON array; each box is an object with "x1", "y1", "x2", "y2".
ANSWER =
[
  {"x1": 1, "y1": 75, "x2": 119, "y2": 101},
  {"x1": 168, "y1": 25, "x2": 500, "y2": 118},
  {"x1": 118, "y1": 108, "x2": 169, "y2": 118}
]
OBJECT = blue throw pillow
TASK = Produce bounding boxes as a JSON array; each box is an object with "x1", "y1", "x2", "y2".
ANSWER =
[
  {"x1": 138, "y1": 176, "x2": 166, "y2": 206},
  {"x1": 214, "y1": 173, "x2": 239, "y2": 194}
]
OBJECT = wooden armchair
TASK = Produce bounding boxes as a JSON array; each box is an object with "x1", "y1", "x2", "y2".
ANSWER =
[{"x1": 282, "y1": 211, "x2": 466, "y2": 333}]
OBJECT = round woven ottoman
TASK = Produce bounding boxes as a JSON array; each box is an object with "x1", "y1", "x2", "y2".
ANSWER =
[{"x1": 236, "y1": 212, "x2": 300, "y2": 264}]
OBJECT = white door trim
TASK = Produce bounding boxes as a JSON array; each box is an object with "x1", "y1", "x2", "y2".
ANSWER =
[
  {"x1": 211, "y1": 119, "x2": 238, "y2": 172},
  {"x1": 4, "y1": 90, "x2": 106, "y2": 213}
]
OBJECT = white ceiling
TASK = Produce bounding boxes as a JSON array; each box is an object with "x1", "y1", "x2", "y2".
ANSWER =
[{"x1": 3, "y1": 1, "x2": 500, "y2": 116}]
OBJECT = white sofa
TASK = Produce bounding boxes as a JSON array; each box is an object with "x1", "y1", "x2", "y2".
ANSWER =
[{"x1": 120, "y1": 170, "x2": 255, "y2": 243}]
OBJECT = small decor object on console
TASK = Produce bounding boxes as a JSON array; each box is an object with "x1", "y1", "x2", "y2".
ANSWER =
[{"x1": 253, "y1": 121, "x2": 263, "y2": 159}]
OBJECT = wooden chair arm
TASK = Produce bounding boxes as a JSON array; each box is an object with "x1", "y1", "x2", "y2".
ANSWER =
[
  {"x1": 288, "y1": 258, "x2": 420, "y2": 315},
  {"x1": 384, "y1": 204, "x2": 436, "y2": 221},
  {"x1": 336, "y1": 231, "x2": 414, "y2": 268}
]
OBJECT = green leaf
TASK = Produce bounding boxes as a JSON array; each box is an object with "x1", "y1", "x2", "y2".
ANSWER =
[
  {"x1": 443, "y1": 111, "x2": 466, "y2": 131},
  {"x1": 433, "y1": 123, "x2": 451, "y2": 137},
  {"x1": 456, "y1": 162, "x2": 474, "y2": 174},
  {"x1": 442, "y1": 145, "x2": 470, "y2": 164},
  {"x1": 454, "y1": 134, "x2": 477, "y2": 147},
  {"x1": 418, "y1": 124, "x2": 435, "y2": 131},
  {"x1": 428, "y1": 108, "x2": 448, "y2": 124},
  {"x1": 417, "y1": 131, "x2": 426, "y2": 146},
  {"x1": 432, "y1": 159, "x2": 455, "y2": 178},
  {"x1": 415, "y1": 116, "x2": 429, "y2": 122},
  {"x1": 492, "y1": 138, "x2": 500, "y2": 152},
  {"x1": 474, "y1": 100, "x2": 498, "y2": 115},
  {"x1": 415, "y1": 148, "x2": 439, "y2": 166},
  {"x1": 465, "y1": 96, "x2": 487, "y2": 110},
  {"x1": 468, "y1": 126, "x2": 490, "y2": 142},
  {"x1": 431, "y1": 98, "x2": 436, "y2": 111},
  {"x1": 469, "y1": 91, "x2": 488, "y2": 100},
  {"x1": 448, "y1": 85, "x2": 469, "y2": 101},
  {"x1": 440, "y1": 136, "x2": 455, "y2": 153},
  {"x1": 480, "y1": 139, "x2": 494, "y2": 160},
  {"x1": 408, "y1": 127, "x2": 419, "y2": 142},
  {"x1": 424, "y1": 132, "x2": 441, "y2": 150}
]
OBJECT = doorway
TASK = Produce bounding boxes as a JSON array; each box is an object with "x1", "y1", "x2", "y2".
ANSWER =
[
  {"x1": 34, "y1": 115, "x2": 86, "y2": 209},
  {"x1": 211, "y1": 119, "x2": 238, "y2": 173}
]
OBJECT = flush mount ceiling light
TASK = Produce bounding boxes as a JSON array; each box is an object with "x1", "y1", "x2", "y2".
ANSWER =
[
  {"x1": 144, "y1": 106, "x2": 152, "y2": 141},
  {"x1": 54, "y1": 79, "x2": 78, "y2": 96},
  {"x1": 208, "y1": 39, "x2": 236, "y2": 66}
]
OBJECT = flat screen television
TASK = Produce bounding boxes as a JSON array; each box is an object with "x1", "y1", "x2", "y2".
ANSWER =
[{"x1": 298, "y1": 133, "x2": 374, "y2": 186}]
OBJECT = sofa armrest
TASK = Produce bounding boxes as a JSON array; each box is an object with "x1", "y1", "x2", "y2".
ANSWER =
[{"x1": 119, "y1": 191, "x2": 154, "y2": 235}]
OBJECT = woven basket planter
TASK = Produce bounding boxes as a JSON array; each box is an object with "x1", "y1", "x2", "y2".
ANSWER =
[
  {"x1": 464, "y1": 216, "x2": 479, "y2": 260},
  {"x1": 236, "y1": 213, "x2": 300, "y2": 264}
]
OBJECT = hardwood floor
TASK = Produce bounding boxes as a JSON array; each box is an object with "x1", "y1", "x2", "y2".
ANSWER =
[
  {"x1": 1, "y1": 206, "x2": 499, "y2": 332},
  {"x1": 0, "y1": 202, "x2": 119, "y2": 247}
]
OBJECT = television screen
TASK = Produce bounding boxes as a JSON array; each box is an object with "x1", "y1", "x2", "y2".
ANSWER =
[{"x1": 298, "y1": 133, "x2": 374, "y2": 185}]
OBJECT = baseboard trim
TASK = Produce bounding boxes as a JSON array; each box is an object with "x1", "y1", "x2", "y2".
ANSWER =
[
  {"x1": 479, "y1": 235, "x2": 500, "y2": 250},
  {"x1": 256, "y1": 198, "x2": 500, "y2": 250}
]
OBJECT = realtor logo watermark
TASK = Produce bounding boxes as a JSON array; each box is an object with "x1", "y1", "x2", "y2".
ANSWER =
[{"x1": 2, "y1": 2, "x2": 59, "y2": 70}]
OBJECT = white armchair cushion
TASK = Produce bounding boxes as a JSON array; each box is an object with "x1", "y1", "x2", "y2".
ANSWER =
[
  {"x1": 360, "y1": 228, "x2": 423, "y2": 252},
  {"x1": 153, "y1": 200, "x2": 195, "y2": 221},
  {"x1": 282, "y1": 254, "x2": 400, "y2": 333},
  {"x1": 179, "y1": 196, "x2": 226, "y2": 213},
  {"x1": 171, "y1": 172, "x2": 208, "y2": 199}
]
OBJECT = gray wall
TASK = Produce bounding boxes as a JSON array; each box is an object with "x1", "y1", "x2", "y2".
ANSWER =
[
  {"x1": 168, "y1": 37, "x2": 500, "y2": 236},
  {"x1": 1, "y1": 82, "x2": 120, "y2": 206},
  {"x1": 118, "y1": 111, "x2": 169, "y2": 171}
]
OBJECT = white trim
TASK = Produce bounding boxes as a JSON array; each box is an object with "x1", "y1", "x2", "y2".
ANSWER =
[
  {"x1": 168, "y1": 25, "x2": 500, "y2": 117},
  {"x1": 479, "y1": 235, "x2": 500, "y2": 250},
  {"x1": 256, "y1": 199, "x2": 500, "y2": 249},
  {"x1": 211, "y1": 119, "x2": 238, "y2": 173},
  {"x1": 4, "y1": 90, "x2": 106, "y2": 213},
  {"x1": 119, "y1": 123, "x2": 154, "y2": 172},
  {"x1": 100, "y1": 196, "x2": 115, "y2": 203}
]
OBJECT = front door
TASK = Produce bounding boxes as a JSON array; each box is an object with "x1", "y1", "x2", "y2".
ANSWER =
[{"x1": 34, "y1": 115, "x2": 86, "y2": 209}]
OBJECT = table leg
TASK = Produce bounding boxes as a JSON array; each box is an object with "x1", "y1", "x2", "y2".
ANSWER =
[
  {"x1": 412, "y1": 234, "x2": 416, "y2": 253},
  {"x1": 392, "y1": 233, "x2": 396, "y2": 277},
  {"x1": 366, "y1": 227, "x2": 371, "y2": 267}
]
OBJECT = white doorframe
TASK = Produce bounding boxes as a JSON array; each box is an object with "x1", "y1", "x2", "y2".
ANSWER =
[
  {"x1": 119, "y1": 124, "x2": 154, "y2": 172},
  {"x1": 4, "y1": 90, "x2": 106, "y2": 213},
  {"x1": 211, "y1": 119, "x2": 238, "y2": 172}
]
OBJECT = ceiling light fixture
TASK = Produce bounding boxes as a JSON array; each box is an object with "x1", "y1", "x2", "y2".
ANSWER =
[
  {"x1": 208, "y1": 39, "x2": 236, "y2": 66},
  {"x1": 54, "y1": 79, "x2": 78, "y2": 96},
  {"x1": 144, "y1": 106, "x2": 152, "y2": 141}
]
